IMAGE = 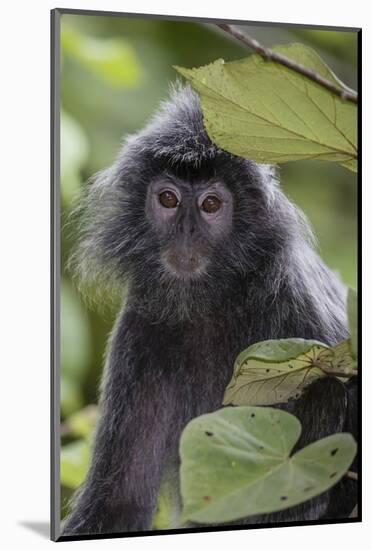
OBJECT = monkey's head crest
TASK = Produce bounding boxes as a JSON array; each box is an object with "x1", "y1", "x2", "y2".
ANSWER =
[{"x1": 69, "y1": 84, "x2": 312, "y2": 318}]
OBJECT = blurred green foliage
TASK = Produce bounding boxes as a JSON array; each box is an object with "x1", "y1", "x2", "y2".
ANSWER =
[
  {"x1": 61, "y1": 110, "x2": 89, "y2": 204},
  {"x1": 61, "y1": 438, "x2": 90, "y2": 490},
  {"x1": 59, "y1": 13, "x2": 358, "y2": 523},
  {"x1": 62, "y1": 24, "x2": 143, "y2": 87}
]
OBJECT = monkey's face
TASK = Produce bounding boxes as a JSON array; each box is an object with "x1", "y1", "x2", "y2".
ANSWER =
[{"x1": 145, "y1": 177, "x2": 233, "y2": 279}]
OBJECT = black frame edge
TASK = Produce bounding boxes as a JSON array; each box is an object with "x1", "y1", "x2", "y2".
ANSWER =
[
  {"x1": 51, "y1": 7, "x2": 62, "y2": 543},
  {"x1": 54, "y1": 7, "x2": 361, "y2": 31},
  {"x1": 51, "y1": 8, "x2": 362, "y2": 542}
]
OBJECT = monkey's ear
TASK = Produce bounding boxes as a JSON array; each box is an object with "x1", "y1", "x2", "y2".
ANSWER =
[
  {"x1": 254, "y1": 163, "x2": 280, "y2": 209},
  {"x1": 258, "y1": 163, "x2": 279, "y2": 186},
  {"x1": 66, "y1": 163, "x2": 128, "y2": 310}
]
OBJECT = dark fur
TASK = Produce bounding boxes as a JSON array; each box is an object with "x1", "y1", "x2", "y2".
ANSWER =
[{"x1": 63, "y1": 85, "x2": 357, "y2": 536}]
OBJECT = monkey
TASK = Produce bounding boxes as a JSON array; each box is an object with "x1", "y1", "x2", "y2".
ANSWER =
[{"x1": 62, "y1": 84, "x2": 358, "y2": 536}]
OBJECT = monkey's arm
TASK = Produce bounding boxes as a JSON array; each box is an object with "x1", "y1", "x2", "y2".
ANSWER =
[{"x1": 62, "y1": 313, "x2": 172, "y2": 536}]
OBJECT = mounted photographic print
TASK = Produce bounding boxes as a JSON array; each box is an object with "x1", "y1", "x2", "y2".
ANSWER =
[{"x1": 51, "y1": 8, "x2": 361, "y2": 542}]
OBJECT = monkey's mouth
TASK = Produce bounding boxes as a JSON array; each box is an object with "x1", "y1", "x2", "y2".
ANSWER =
[{"x1": 160, "y1": 249, "x2": 209, "y2": 279}]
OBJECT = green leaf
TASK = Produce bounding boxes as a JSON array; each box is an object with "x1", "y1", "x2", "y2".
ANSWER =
[
  {"x1": 330, "y1": 339, "x2": 356, "y2": 376},
  {"x1": 61, "y1": 25, "x2": 142, "y2": 88},
  {"x1": 347, "y1": 288, "x2": 358, "y2": 360},
  {"x1": 180, "y1": 407, "x2": 357, "y2": 523},
  {"x1": 61, "y1": 439, "x2": 90, "y2": 489},
  {"x1": 223, "y1": 338, "x2": 356, "y2": 407},
  {"x1": 175, "y1": 44, "x2": 357, "y2": 172},
  {"x1": 340, "y1": 158, "x2": 358, "y2": 172}
]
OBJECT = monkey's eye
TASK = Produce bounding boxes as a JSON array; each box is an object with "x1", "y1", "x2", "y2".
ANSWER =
[
  {"x1": 158, "y1": 190, "x2": 179, "y2": 209},
  {"x1": 201, "y1": 195, "x2": 222, "y2": 214}
]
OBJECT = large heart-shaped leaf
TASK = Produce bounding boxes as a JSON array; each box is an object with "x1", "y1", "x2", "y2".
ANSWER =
[
  {"x1": 175, "y1": 44, "x2": 357, "y2": 172},
  {"x1": 223, "y1": 338, "x2": 355, "y2": 407},
  {"x1": 180, "y1": 407, "x2": 357, "y2": 523}
]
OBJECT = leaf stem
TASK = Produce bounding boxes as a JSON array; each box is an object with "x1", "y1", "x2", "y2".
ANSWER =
[
  {"x1": 322, "y1": 369, "x2": 358, "y2": 378},
  {"x1": 216, "y1": 24, "x2": 358, "y2": 105}
]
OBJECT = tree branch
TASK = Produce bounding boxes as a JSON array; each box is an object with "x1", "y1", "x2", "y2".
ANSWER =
[{"x1": 216, "y1": 24, "x2": 358, "y2": 105}]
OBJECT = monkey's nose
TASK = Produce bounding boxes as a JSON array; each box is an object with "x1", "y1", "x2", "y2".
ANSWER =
[
  {"x1": 176, "y1": 254, "x2": 199, "y2": 271},
  {"x1": 161, "y1": 249, "x2": 206, "y2": 278}
]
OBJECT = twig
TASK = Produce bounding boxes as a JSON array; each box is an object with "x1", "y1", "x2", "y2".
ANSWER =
[{"x1": 216, "y1": 24, "x2": 358, "y2": 105}]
